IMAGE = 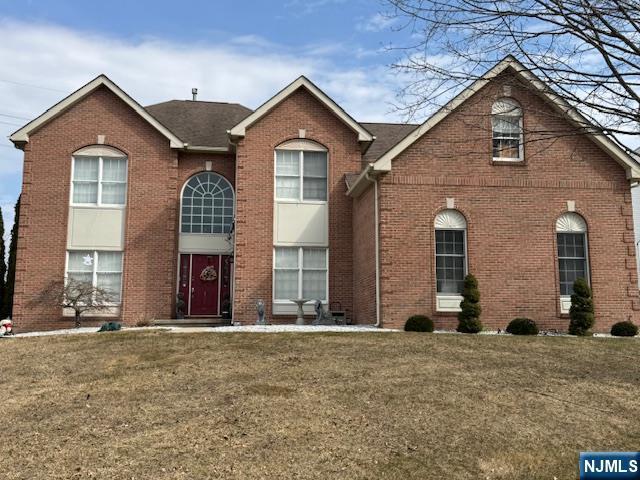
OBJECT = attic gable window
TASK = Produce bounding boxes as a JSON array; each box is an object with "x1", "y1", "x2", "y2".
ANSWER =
[{"x1": 492, "y1": 98, "x2": 523, "y2": 161}]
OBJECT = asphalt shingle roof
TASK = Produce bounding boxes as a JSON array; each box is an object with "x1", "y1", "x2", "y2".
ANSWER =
[
  {"x1": 361, "y1": 122, "x2": 419, "y2": 163},
  {"x1": 145, "y1": 100, "x2": 418, "y2": 163},
  {"x1": 145, "y1": 100, "x2": 253, "y2": 148}
]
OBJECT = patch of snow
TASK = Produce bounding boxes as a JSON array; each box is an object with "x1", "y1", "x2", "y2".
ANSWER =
[
  {"x1": 164, "y1": 324, "x2": 398, "y2": 334},
  {"x1": 11, "y1": 324, "x2": 398, "y2": 337},
  {"x1": 13, "y1": 327, "x2": 100, "y2": 337}
]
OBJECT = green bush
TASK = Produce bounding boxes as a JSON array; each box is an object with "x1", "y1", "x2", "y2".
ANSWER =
[
  {"x1": 610, "y1": 321, "x2": 638, "y2": 337},
  {"x1": 98, "y1": 322, "x2": 122, "y2": 332},
  {"x1": 568, "y1": 278, "x2": 595, "y2": 336},
  {"x1": 457, "y1": 274, "x2": 483, "y2": 333},
  {"x1": 506, "y1": 317, "x2": 539, "y2": 336},
  {"x1": 404, "y1": 315, "x2": 434, "y2": 332}
]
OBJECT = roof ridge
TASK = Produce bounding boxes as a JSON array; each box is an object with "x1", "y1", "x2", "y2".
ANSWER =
[
  {"x1": 360, "y1": 121, "x2": 420, "y2": 126},
  {"x1": 146, "y1": 99, "x2": 252, "y2": 108}
]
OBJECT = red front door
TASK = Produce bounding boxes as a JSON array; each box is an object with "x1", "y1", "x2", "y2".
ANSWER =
[
  {"x1": 178, "y1": 254, "x2": 233, "y2": 317},
  {"x1": 190, "y1": 254, "x2": 220, "y2": 316}
]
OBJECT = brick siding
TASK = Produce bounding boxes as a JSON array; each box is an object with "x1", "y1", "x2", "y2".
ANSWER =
[{"x1": 377, "y1": 73, "x2": 638, "y2": 332}]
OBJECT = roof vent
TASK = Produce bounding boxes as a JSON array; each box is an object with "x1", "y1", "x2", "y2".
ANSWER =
[{"x1": 192, "y1": 88, "x2": 198, "y2": 101}]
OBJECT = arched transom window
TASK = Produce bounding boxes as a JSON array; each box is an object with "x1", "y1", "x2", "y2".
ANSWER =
[
  {"x1": 434, "y1": 209, "x2": 467, "y2": 295},
  {"x1": 492, "y1": 98, "x2": 523, "y2": 161},
  {"x1": 556, "y1": 212, "x2": 589, "y2": 296},
  {"x1": 181, "y1": 172, "x2": 234, "y2": 234}
]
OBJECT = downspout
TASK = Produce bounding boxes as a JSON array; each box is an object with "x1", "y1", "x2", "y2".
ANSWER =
[{"x1": 364, "y1": 166, "x2": 381, "y2": 327}]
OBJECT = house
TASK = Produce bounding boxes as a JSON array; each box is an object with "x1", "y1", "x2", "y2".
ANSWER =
[{"x1": 9, "y1": 56, "x2": 640, "y2": 332}]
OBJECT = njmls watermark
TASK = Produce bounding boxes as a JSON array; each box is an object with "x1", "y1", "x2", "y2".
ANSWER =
[{"x1": 580, "y1": 452, "x2": 640, "y2": 479}]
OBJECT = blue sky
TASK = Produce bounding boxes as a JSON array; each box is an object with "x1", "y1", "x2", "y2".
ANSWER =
[{"x1": 0, "y1": 0, "x2": 408, "y2": 247}]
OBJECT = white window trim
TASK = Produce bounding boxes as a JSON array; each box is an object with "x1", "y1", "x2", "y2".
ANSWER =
[
  {"x1": 272, "y1": 247, "x2": 329, "y2": 305},
  {"x1": 556, "y1": 231, "x2": 590, "y2": 314},
  {"x1": 492, "y1": 99, "x2": 524, "y2": 162},
  {"x1": 274, "y1": 149, "x2": 328, "y2": 204},
  {"x1": 70, "y1": 155, "x2": 128, "y2": 208},
  {"x1": 434, "y1": 210, "x2": 468, "y2": 312},
  {"x1": 179, "y1": 172, "x2": 235, "y2": 235},
  {"x1": 65, "y1": 250, "x2": 124, "y2": 306}
]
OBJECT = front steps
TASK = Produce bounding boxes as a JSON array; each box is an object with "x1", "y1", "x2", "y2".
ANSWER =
[{"x1": 152, "y1": 318, "x2": 232, "y2": 328}]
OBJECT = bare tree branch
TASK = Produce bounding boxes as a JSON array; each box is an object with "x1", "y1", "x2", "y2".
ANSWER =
[
  {"x1": 30, "y1": 278, "x2": 116, "y2": 328},
  {"x1": 384, "y1": 0, "x2": 640, "y2": 153}
]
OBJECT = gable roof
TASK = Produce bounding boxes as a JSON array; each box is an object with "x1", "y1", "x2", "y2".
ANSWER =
[
  {"x1": 369, "y1": 55, "x2": 640, "y2": 180},
  {"x1": 229, "y1": 76, "x2": 374, "y2": 143},
  {"x1": 10, "y1": 75, "x2": 184, "y2": 148},
  {"x1": 146, "y1": 100, "x2": 252, "y2": 150}
]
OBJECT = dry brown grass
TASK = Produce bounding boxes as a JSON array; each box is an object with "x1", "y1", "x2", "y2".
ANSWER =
[{"x1": 1, "y1": 331, "x2": 639, "y2": 479}]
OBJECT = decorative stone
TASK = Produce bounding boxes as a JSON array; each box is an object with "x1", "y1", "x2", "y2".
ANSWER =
[
  {"x1": 176, "y1": 293, "x2": 186, "y2": 319},
  {"x1": 291, "y1": 298, "x2": 309, "y2": 325},
  {"x1": 256, "y1": 300, "x2": 267, "y2": 325},
  {"x1": 312, "y1": 300, "x2": 334, "y2": 326}
]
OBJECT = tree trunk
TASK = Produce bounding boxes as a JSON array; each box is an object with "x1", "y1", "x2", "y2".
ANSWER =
[{"x1": 74, "y1": 311, "x2": 81, "y2": 329}]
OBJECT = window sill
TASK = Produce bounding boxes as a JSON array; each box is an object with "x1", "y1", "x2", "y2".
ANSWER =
[
  {"x1": 275, "y1": 199, "x2": 328, "y2": 205},
  {"x1": 491, "y1": 158, "x2": 525, "y2": 165},
  {"x1": 63, "y1": 306, "x2": 121, "y2": 317},
  {"x1": 559, "y1": 295, "x2": 571, "y2": 315},
  {"x1": 436, "y1": 294, "x2": 463, "y2": 312},
  {"x1": 70, "y1": 204, "x2": 127, "y2": 209}
]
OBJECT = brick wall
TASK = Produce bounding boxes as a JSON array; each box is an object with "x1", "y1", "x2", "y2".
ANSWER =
[
  {"x1": 233, "y1": 87, "x2": 362, "y2": 323},
  {"x1": 177, "y1": 152, "x2": 235, "y2": 188},
  {"x1": 352, "y1": 183, "x2": 377, "y2": 324},
  {"x1": 377, "y1": 72, "x2": 638, "y2": 332},
  {"x1": 13, "y1": 86, "x2": 178, "y2": 331}
]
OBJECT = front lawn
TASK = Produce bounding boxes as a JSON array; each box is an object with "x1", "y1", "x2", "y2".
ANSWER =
[{"x1": 1, "y1": 331, "x2": 638, "y2": 479}]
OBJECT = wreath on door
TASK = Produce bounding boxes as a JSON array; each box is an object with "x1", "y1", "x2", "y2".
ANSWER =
[{"x1": 200, "y1": 266, "x2": 218, "y2": 281}]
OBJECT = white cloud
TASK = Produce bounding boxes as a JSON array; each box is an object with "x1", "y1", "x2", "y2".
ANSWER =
[
  {"x1": 284, "y1": 0, "x2": 348, "y2": 15},
  {"x1": 0, "y1": 19, "x2": 402, "y2": 126},
  {"x1": 357, "y1": 13, "x2": 398, "y2": 32}
]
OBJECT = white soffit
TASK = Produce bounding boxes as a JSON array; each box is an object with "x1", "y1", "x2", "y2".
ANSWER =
[
  {"x1": 229, "y1": 76, "x2": 374, "y2": 143},
  {"x1": 371, "y1": 56, "x2": 640, "y2": 180},
  {"x1": 10, "y1": 75, "x2": 184, "y2": 148}
]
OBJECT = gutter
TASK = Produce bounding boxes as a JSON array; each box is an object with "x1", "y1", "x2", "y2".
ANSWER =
[{"x1": 364, "y1": 166, "x2": 382, "y2": 328}]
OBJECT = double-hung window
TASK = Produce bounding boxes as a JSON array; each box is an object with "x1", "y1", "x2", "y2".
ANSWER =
[
  {"x1": 275, "y1": 149, "x2": 327, "y2": 202},
  {"x1": 72, "y1": 155, "x2": 127, "y2": 206},
  {"x1": 556, "y1": 212, "x2": 589, "y2": 303},
  {"x1": 435, "y1": 230, "x2": 466, "y2": 294},
  {"x1": 66, "y1": 251, "x2": 123, "y2": 303},
  {"x1": 273, "y1": 247, "x2": 328, "y2": 301},
  {"x1": 557, "y1": 233, "x2": 588, "y2": 296},
  {"x1": 434, "y1": 209, "x2": 467, "y2": 311},
  {"x1": 492, "y1": 98, "x2": 523, "y2": 161}
]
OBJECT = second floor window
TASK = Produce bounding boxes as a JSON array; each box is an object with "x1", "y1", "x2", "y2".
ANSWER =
[
  {"x1": 275, "y1": 148, "x2": 327, "y2": 202},
  {"x1": 72, "y1": 152, "x2": 127, "y2": 206}
]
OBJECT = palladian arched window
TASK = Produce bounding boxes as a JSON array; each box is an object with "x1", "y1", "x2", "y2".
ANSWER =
[
  {"x1": 181, "y1": 172, "x2": 234, "y2": 234},
  {"x1": 434, "y1": 209, "x2": 467, "y2": 295},
  {"x1": 556, "y1": 212, "x2": 589, "y2": 296},
  {"x1": 492, "y1": 98, "x2": 523, "y2": 161}
]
